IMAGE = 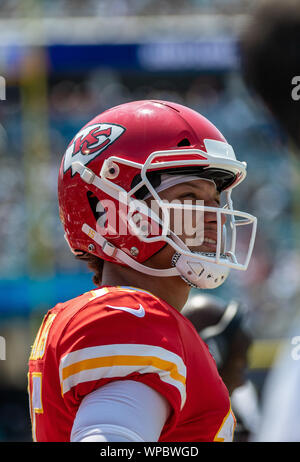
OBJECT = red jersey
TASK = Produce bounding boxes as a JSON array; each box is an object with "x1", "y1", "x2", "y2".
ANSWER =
[{"x1": 28, "y1": 285, "x2": 235, "y2": 442}]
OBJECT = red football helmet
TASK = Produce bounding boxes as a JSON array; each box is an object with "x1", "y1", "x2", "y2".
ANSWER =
[{"x1": 58, "y1": 100, "x2": 257, "y2": 289}]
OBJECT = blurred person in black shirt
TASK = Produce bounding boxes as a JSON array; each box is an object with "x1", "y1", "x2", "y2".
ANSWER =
[{"x1": 241, "y1": 0, "x2": 300, "y2": 441}]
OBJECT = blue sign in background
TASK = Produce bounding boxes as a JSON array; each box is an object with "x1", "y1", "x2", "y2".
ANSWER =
[
  {"x1": 1, "y1": 38, "x2": 239, "y2": 75},
  {"x1": 49, "y1": 40, "x2": 239, "y2": 72}
]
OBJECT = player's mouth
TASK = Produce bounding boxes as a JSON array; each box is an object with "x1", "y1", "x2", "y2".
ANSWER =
[{"x1": 202, "y1": 237, "x2": 217, "y2": 251}]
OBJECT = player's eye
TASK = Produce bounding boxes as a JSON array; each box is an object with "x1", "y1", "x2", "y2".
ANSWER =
[{"x1": 179, "y1": 193, "x2": 197, "y2": 200}]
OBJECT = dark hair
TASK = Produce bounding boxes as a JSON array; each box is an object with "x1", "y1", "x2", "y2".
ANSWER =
[
  {"x1": 240, "y1": 0, "x2": 300, "y2": 148},
  {"x1": 76, "y1": 253, "x2": 104, "y2": 286}
]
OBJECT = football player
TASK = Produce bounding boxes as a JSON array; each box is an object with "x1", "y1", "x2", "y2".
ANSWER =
[{"x1": 28, "y1": 100, "x2": 257, "y2": 442}]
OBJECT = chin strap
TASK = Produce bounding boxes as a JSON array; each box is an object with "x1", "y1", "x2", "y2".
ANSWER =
[
  {"x1": 82, "y1": 224, "x2": 229, "y2": 289},
  {"x1": 82, "y1": 223, "x2": 178, "y2": 277}
]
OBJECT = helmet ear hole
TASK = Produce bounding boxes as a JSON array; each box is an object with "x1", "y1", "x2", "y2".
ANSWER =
[
  {"x1": 87, "y1": 191, "x2": 101, "y2": 221},
  {"x1": 87, "y1": 191, "x2": 108, "y2": 229},
  {"x1": 177, "y1": 138, "x2": 191, "y2": 147}
]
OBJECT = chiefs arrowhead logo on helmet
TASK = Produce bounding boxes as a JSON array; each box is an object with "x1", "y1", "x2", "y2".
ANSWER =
[{"x1": 63, "y1": 123, "x2": 126, "y2": 174}]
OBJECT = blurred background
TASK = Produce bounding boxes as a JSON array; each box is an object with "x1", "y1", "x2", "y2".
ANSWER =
[{"x1": 0, "y1": 0, "x2": 300, "y2": 441}]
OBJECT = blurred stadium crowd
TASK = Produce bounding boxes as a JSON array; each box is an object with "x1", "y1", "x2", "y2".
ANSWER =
[
  {"x1": 0, "y1": 0, "x2": 300, "y2": 441},
  {"x1": 0, "y1": 0, "x2": 255, "y2": 17}
]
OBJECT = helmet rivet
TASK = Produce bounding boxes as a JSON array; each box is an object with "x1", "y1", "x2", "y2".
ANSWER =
[
  {"x1": 88, "y1": 244, "x2": 95, "y2": 252},
  {"x1": 130, "y1": 246, "x2": 139, "y2": 257},
  {"x1": 106, "y1": 162, "x2": 120, "y2": 179}
]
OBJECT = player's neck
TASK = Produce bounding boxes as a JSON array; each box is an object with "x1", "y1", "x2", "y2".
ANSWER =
[{"x1": 101, "y1": 262, "x2": 190, "y2": 312}]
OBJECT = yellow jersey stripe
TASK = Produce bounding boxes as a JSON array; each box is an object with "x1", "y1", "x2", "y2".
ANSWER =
[{"x1": 62, "y1": 354, "x2": 186, "y2": 385}]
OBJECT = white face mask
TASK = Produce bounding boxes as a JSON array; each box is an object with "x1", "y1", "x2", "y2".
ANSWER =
[
  {"x1": 73, "y1": 147, "x2": 257, "y2": 290},
  {"x1": 128, "y1": 165, "x2": 256, "y2": 289}
]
